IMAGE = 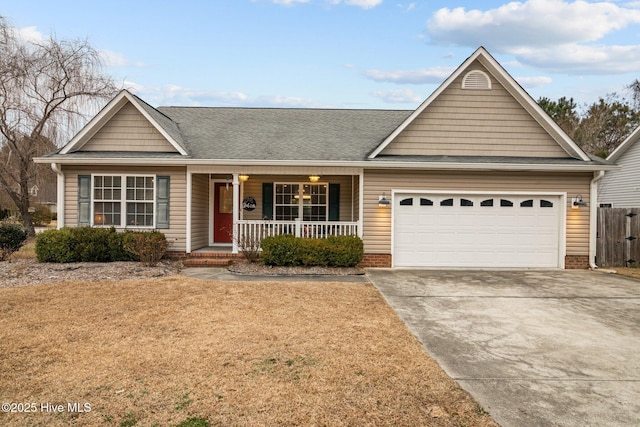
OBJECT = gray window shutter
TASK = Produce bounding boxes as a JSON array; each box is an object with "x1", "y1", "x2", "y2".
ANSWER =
[
  {"x1": 78, "y1": 175, "x2": 91, "y2": 226},
  {"x1": 262, "y1": 183, "x2": 273, "y2": 220},
  {"x1": 329, "y1": 183, "x2": 340, "y2": 221},
  {"x1": 156, "y1": 176, "x2": 170, "y2": 229}
]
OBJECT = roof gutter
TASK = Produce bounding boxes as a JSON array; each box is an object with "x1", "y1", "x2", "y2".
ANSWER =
[
  {"x1": 33, "y1": 157, "x2": 619, "y2": 172},
  {"x1": 589, "y1": 170, "x2": 605, "y2": 270}
]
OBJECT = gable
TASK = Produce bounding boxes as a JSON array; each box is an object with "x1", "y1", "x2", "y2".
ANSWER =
[
  {"x1": 77, "y1": 101, "x2": 179, "y2": 153},
  {"x1": 379, "y1": 60, "x2": 570, "y2": 158}
]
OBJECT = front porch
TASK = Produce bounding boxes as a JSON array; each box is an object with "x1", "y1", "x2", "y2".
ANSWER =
[{"x1": 186, "y1": 168, "x2": 363, "y2": 254}]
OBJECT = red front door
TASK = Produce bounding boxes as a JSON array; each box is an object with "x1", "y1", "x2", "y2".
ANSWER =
[{"x1": 214, "y1": 183, "x2": 233, "y2": 243}]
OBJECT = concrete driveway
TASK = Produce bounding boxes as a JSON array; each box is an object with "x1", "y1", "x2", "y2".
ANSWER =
[{"x1": 367, "y1": 269, "x2": 640, "y2": 427}]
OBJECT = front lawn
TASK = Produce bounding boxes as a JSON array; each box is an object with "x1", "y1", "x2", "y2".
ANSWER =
[{"x1": 0, "y1": 276, "x2": 497, "y2": 426}]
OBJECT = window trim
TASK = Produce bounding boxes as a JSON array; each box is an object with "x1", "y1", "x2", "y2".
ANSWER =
[
  {"x1": 90, "y1": 174, "x2": 156, "y2": 228},
  {"x1": 273, "y1": 181, "x2": 329, "y2": 221}
]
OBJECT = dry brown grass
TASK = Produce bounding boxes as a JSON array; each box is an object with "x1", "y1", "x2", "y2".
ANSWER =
[
  {"x1": 0, "y1": 276, "x2": 497, "y2": 427},
  {"x1": 11, "y1": 237, "x2": 36, "y2": 260}
]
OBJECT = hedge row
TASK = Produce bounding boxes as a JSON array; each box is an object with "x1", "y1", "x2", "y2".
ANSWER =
[
  {"x1": 260, "y1": 234, "x2": 363, "y2": 267},
  {"x1": 35, "y1": 227, "x2": 168, "y2": 265}
]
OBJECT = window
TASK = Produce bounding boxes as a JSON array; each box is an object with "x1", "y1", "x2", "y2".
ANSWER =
[
  {"x1": 275, "y1": 183, "x2": 327, "y2": 221},
  {"x1": 94, "y1": 176, "x2": 122, "y2": 226},
  {"x1": 400, "y1": 198, "x2": 413, "y2": 206},
  {"x1": 440, "y1": 198, "x2": 454, "y2": 206},
  {"x1": 500, "y1": 199, "x2": 514, "y2": 207},
  {"x1": 92, "y1": 175, "x2": 155, "y2": 227},
  {"x1": 540, "y1": 200, "x2": 554, "y2": 208},
  {"x1": 126, "y1": 176, "x2": 154, "y2": 226},
  {"x1": 481, "y1": 199, "x2": 494, "y2": 207},
  {"x1": 420, "y1": 198, "x2": 433, "y2": 206},
  {"x1": 520, "y1": 199, "x2": 534, "y2": 207},
  {"x1": 460, "y1": 199, "x2": 474, "y2": 207}
]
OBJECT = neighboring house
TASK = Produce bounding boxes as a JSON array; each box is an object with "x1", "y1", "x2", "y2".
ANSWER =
[
  {"x1": 598, "y1": 125, "x2": 640, "y2": 207},
  {"x1": 34, "y1": 47, "x2": 614, "y2": 269}
]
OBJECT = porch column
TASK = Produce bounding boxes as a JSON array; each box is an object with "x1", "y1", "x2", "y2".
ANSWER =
[
  {"x1": 358, "y1": 170, "x2": 364, "y2": 238},
  {"x1": 186, "y1": 169, "x2": 192, "y2": 253},
  {"x1": 232, "y1": 173, "x2": 240, "y2": 254}
]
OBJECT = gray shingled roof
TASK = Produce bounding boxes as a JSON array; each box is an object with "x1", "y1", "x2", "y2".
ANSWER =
[{"x1": 156, "y1": 107, "x2": 412, "y2": 161}]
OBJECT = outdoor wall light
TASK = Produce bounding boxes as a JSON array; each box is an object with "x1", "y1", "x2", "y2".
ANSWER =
[
  {"x1": 239, "y1": 174, "x2": 250, "y2": 182},
  {"x1": 308, "y1": 175, "x2": 320, "y2": 183},
  {"x1": 378, "y1": 193, "x2": 390, "y2": 206},
  {"x1": 572, "y1": 195, "x2": 588, "y2": 209}
]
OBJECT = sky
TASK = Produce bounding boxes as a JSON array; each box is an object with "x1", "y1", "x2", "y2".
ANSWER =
[{"x1": 1, "y1": 0, "x2": 640, "y2": 112}]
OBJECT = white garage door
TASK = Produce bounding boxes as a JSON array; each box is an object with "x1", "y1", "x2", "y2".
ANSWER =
[{"x1": 393, "y1": 193, "x2": 562, "y2": 268}]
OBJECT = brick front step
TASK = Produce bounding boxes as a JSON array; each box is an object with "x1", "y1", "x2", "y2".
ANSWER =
[
  {"x1": 182, "y1": 252, "x2": 245, "y2": 267},
  {"x1": 183, "y1": 258, "x2": 235, "y2": 267}
]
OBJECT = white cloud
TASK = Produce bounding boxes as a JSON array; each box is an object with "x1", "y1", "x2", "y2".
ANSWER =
[
  {"x1": 125, "y1": 83, "x2": 328, "y2": 108},
  {"x1": 362, "y1": 66, "x2": 453, "y2": 84},
  {"x1": 12, "y1": 26, "x2": 45, "y2": 43},
  {"x1": 428, "y1": 0, "x2": 640, "y2": 48},
  {"x1": 371, "y1": 88, "x2": 423, "y2": 104},
  {"x1": 516, "y1": 75, "x2": 553, "y2": 89},
  {"x1": 269, "y1": 0, "x2": 310, "y2": 4},
  {"x1": 99, "y1": 50, "x2": 145, "y2": 68},
  {"x1": 426, "y1": 0, "x2": 640, "y2": 75}
]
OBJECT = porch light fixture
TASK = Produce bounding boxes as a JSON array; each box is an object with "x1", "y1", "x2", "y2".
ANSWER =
[
  {"x1": 378, "y1": 193, "x2": 390, "y2": 206},
  {"x1": 572, "y1": 195, "x2": 588, "y2": 209},
  {"x1": 309, "y1": 175, "x2": 320, "y2": 183},
  {"x1": 239, "y1": 174, "x2": 250, "y2": 182}
]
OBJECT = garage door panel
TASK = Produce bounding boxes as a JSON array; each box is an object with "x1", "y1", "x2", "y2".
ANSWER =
[{"x1": 393, "y1": 193, "x2": 562, "y2": 268}]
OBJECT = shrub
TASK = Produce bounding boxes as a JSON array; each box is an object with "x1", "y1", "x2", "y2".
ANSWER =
[
  {"x1": 31, "y1": 204, "x2": 53, "y2": 226},
  {"x1": 35, "y1": 228, "x2": 78, "y2": 263},
  {"x1": 326, "y1": 235, "x2": 364, "y2": 267},
  {"x1": 123, "y1": 230, "x2": 168, "y2": 266},
  {"x1": 260, "y1": 234, "x2": 300, "y2": 266},
  {"x1": 0, "y1": 222, "x2": 29, "y2": 261},
  {"x1": 260, "y1": 234, "x2": 363, "y2": 267},
  {"x1": 35, "y1": 227, "x2": 142, "y2": 263}
]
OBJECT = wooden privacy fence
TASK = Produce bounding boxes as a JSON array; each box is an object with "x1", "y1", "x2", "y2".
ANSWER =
[{"x1": 597, "y1": 208, "x2": 640, "y2": 267}]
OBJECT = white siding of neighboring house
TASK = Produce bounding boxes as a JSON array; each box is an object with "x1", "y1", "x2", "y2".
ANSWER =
[{"x1": 599, "y1": 140, "x2": 640, "y2": 207}]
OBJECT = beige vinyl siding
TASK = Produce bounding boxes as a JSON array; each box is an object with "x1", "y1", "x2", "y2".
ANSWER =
[
  {"x1": 363, "y1": 169, "x2": 591, "y2": 256},
  {"x1": 190, "y1": 174, "x2": 210, "y2": 250},
  {"x1": 599, "y1": 141, "x2": 640, "y2": 207},
  {"x1": 238, "y1": 175, "x2": 356, "y2": 221},
  {"x1": 62, "y1": 165, "x2": 187, "y2": 252},
  {"x1": 79, "y1": 102, "x2": 178, "y2": 152},
  {"x1": 380, "y1": 62, "x2": 569, "y2": 158}
]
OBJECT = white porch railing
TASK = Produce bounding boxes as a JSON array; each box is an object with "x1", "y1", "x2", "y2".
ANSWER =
[{"x1": 237, "y1": 220, "x2": 359, "y2": 243}]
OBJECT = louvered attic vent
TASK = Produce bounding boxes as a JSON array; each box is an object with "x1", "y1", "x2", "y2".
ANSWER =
[{"x1": 462, "y1": 70, "x2": 491, "y2": 90}]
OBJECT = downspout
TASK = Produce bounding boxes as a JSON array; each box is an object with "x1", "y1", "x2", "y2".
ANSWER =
[
  {"x1": 51, "y1": 163, "x2": 64, "y2": 228},
  {"x1": 589, "y1": 170, "x2": 605, "y2": 269}
]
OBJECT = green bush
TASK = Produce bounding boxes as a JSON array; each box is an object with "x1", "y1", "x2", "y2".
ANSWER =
[
  {"x1": 260, "y1": 234, "x2": 300, "y2": 266},
  {"x1": 327, "y1": 235, "x2": 364, "y2": 267},
  {"x1": 34, "y1": 227, "x2": 164, "y2": 263},
  {"x1": 260, "y1": 234, "x2": 363, "y2": 267},
  {"x1": 35, "y1": 228, "x2": 78, "y2": 263},
  {"x1": 0, "y1": 222, "x2": 29, "y2": 261},
  {"x1": 31, "y1": 204, "x2": 53, "y2": 226},
  {"x1": 123, "y1": 230, "x2": 168, "y2": 266}
]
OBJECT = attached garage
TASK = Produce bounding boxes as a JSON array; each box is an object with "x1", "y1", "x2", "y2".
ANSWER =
[{"x1": 393, "y1": 192, "x2": 564, "y2": 268}]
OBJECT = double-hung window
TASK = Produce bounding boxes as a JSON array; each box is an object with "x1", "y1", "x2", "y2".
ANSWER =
[
  {"x1": 91, "y1": 175, "x2": 155, "y2": 227},
  {"x1": 274, "y1": 183, "x2": 327, "y2": 221}
]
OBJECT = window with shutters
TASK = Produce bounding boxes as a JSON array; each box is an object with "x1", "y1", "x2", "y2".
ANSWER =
[
  {"x1": 91, "y1": 175, "x2": 157, "y2": 227},
  {"x1": 275, "y1": 183, "x2": 327, "y2": 221}
]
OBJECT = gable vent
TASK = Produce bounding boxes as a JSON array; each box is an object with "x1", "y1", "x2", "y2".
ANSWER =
[{"x1": 462, "y1": 70, "x2": 491, "y2": 90}]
